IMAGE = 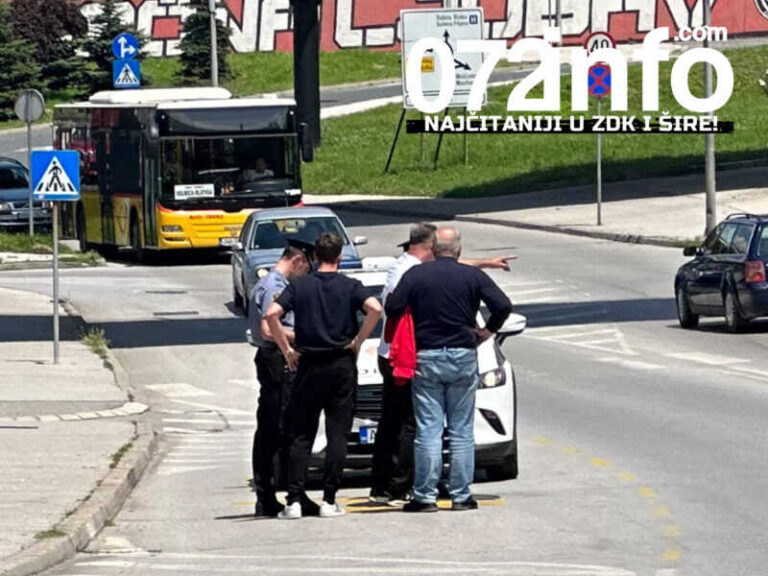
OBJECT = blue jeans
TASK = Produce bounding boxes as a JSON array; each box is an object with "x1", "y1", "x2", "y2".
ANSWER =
[{"x1": 412, "y1": 347, "x2": 479, "y2": 504}]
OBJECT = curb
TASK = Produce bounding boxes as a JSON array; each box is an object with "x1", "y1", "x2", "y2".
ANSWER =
[
  {"x1": 333, "y1": 202, "x2": 694, "y2": 249},
  {"x1": 0, "y1": 259, "x2": 106, "y2": 272},
  {"x1": 0, "y1": 300, "x2": 157, "y2": 576}
]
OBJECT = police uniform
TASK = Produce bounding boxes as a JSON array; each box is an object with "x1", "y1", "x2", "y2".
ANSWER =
[
  {"x1": 249, "y1": 239, "x2": 314, "y2": 516},
  {"x1": 276, "y1": 270, "x2": 369, "y2": 507}
]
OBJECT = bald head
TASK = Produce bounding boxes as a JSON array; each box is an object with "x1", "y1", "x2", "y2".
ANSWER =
[{"x1": 434, "y1": 227, "x2": 462, "y2": 258}]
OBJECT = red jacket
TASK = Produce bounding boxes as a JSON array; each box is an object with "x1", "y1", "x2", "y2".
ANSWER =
[{"x1": 388, "y1": 308, "x2": 416, "y2": 386}]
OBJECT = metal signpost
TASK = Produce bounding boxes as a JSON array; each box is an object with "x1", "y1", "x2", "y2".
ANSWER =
[
  {"x1": 387, "y1": 7, "x2": 484, "y2": 172},
  {"x1": 585, "y1": 32, "x2": 615, "y2": 226},
  {"x1": 112, "y1": 33, "x2": 141, "y2": 90},
  {"x1": 209, "y1": 0, "x2": 219, "y2": 87},
  {"x1": 14, "y1": 89, "x2": 45, "y2": 236},
  {"x1": 31, "y1": 150, "x2": 80, "y2": 364}
]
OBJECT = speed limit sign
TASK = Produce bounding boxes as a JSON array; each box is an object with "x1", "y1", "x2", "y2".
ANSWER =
[{"x1": 584, "y1": 32, "x2": 616, "y2": 53}]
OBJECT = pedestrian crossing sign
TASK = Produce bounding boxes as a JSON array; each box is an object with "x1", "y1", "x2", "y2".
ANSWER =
[
  {"x1": 113, "y1": 59, "x2": 141, "y2": 89},
  {"x1": 31, "y1": 151, "x2": 80, "y2": 201}
]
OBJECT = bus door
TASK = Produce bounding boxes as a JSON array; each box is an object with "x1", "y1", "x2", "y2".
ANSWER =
[
  {"x1": 95, "y1": 131, "x2": 115, "y2": 245},
  {"x1": 142, "y1": 140, "x2": 159, "y2": 248}
]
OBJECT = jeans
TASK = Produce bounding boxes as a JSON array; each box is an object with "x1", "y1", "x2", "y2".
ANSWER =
[{"x1": 412, "y1": 347, "x2": 479, "y2": 504}]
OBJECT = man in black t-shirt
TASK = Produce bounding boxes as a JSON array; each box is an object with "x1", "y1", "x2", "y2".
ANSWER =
[{"x1": 265, "y1": 233, "x2": 382, "y2": 519}]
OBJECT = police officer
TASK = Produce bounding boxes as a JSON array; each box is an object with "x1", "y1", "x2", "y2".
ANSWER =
[
  {"x1": 249, "y1": 238, "x2": 316, "y2": 517},
  {"x1": 265, "y1": 233, "x2": 383, "y2": 519}
]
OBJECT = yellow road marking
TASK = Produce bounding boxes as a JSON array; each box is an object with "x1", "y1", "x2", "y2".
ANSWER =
[
  {"x1": 591, "y1": 458, "x2": 611, "y2": 468},
  {"x1": 617, "y1": 471, "x2": 637, "y2": 482},
  {"x1": 663, "y1": 524, "x2": 682, "y2": 538},
  {"x1": 532, "y1": 437, "x2": 553, "y2": 445},
  {"x1": 638, "y1": 487, "x2": 658, "y2": 499},
  {"x1": 561, "y1": 446, "x2": 582, "y2": 454},
  {"x1": 661, "y1": 547, "x2": 682, "y2": 562},
  {"x1": 653, "y1": 505, "x2": 671, "y2": 517}
]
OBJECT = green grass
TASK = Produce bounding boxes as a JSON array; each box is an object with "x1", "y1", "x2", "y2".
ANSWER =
[
  {"x1": 0, "y1": 231, "x2": 103, "y2": 265},
  {"x1": 143, "y1": 49, "x2": 402, "y2": 95},
  {"x1": 303, "y1": 46, "x2": 768, "y2": 197},
  {"x1": 109, "y1": 442, "x2": 134, "y2": 469},
  {"x1": 34, "y1": 529, "x2": 66, "y2": 540},
  {"x1": 81, "y1": 327, "x2": 110, "y2": 361}
]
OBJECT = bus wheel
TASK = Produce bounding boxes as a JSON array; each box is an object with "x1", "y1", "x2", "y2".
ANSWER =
[
  {"x1": 76, "y1": 206, "x2": 88, "y2": 253},
  {"x1": 130, "y1": 214, "x2": 144, "y2": 263}
]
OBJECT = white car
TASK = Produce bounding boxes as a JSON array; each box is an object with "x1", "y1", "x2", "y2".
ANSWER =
[{"x1": 309, "y1": 266, "x2": 526, "y2": 480}]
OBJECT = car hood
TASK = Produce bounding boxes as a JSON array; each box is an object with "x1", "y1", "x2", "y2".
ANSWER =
[{"x1": 0, "y1": 188, "x2": 31, "y2": 203}]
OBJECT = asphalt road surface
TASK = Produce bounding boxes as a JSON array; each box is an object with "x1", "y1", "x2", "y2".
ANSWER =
[{"x1": 1, "y1": 215, "x2": 767, "y2": 576}]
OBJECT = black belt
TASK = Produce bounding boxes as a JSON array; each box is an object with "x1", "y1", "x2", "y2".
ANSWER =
[{"x1": 298, "y1": 348, "x2": 355, "y2": 360}]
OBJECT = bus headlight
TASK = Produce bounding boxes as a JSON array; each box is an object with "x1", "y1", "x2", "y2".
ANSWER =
[
  {"x1": 161, "y1": 225, "x2": 183, "y2": 233},
  {"x1": 480, "y1": 368, "x2": 506, "y2": 388}
]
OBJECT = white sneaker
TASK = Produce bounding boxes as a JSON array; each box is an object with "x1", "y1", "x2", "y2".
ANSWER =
[
  {"x1": 319, "y1": 501, "x2": 346, "y2": 518},
  {"x1": 277, "y1": 502, "x2": 302, "y2": 520}
]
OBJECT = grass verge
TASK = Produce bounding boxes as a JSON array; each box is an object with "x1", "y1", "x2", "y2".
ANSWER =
[
  {"x1": 110, "y1": 442, "x2": 134, "y2": 469},
  {"x1": 34, "y1": 529, "x2": 66, "y2": 540},
  {"x1": 81, "y1": 327, "x2": 110, "y2": 361},
  {"x1": 0, "y1": 232, "x2": 103, "y2": 266},
  {"x1": 303, "y1": 46, "x2": 768, "y2": 197}
]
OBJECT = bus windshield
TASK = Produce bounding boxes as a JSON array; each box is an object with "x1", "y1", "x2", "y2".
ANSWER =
[{"x1": 161, "y1": 136, "x2": 297, "y2": 202}]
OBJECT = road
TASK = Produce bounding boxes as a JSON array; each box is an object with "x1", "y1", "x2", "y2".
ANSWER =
[{"x1": 1, "y1": 215, "x2": 767, "y2": 576}]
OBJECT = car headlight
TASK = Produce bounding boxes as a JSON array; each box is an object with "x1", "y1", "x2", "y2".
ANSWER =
[
  {"x1": 480, "y1": 368, "x2": 506, "y2": 388},
  {"x1": 256, "y1": 267, "x2": 269, "y2": 279},
  {"x1": 0, "y1": 202, "x2": 12, "y2": 214}
]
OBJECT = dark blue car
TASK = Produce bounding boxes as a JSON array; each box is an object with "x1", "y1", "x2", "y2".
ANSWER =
[
  {"x1": 675, "y1": 213, "x2": 768, "y2": 332},
  {"x1": 0, "y1": 157, "x2": 52, "y2": 230}
]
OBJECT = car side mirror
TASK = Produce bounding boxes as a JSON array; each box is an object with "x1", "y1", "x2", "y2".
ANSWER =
[
  {"x1": 495, "y1": 313, "x2": 526, "y2": 346},
  {"x1": 683, "y1": 246, "x2": 699, "y2": 257},
  {"x1": 231, "y1": 240, "x2": 244, "y2": 252},
  {"x1": 298, "y1": 122, "x2": 314, "y2": 163},
  {"x1": 353, "y1": 236, "x2": 368, "y2": 246}
]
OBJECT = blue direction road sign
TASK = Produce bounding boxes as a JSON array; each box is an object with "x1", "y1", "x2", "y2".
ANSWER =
[
  {"x1": 113, "y1": 59, "x2": 141, "y2": 89},
  {"x1": 588, "y1": 64, "x2": 611, "y2": 99},
  {"x1": 31, "y1": 151, "x2": 80, "y2": 201},
  {"x1": 112, "y1": 32, "x2": 139, "y2": 60}
]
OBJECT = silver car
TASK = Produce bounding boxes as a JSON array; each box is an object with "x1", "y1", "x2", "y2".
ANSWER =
[{"x1": 230, "y1": 206, "x2": 367, "y2": 312}]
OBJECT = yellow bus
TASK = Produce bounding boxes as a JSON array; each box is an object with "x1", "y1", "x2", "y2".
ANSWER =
[{"x1": 54, "y1": 88, "x2": 307, "y2": 256}]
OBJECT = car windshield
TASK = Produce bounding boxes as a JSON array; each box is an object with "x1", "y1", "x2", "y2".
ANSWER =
[
  {"x1": 161, "y1": 136, "x2": 297, "y2": 201},
  {"x1": 250, "y1": 217, "x2": 349, "y2": 249},
  {"x1": 0, "y1": 166, "x2": 29, "y2": 189}
]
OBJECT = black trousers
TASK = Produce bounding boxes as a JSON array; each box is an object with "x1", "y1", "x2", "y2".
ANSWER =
[
  {"x1": 370, "y1": 355, "x2": 415, "y2": 498},
  {"x1": 284, "y1": 350, "x2": 357, "y2": 505},
  {"x1": 252, "y1": 347, "x2": 294, "y2": 503}
]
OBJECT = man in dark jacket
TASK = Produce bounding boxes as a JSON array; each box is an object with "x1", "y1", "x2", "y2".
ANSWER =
[{"x1": 385, "y1": 227, "x2": 513, "y2": 512}]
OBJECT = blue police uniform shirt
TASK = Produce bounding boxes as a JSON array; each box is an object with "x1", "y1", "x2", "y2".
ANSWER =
[{"x1": 249, "y1": 268, "x2": 294, "y2": 349}]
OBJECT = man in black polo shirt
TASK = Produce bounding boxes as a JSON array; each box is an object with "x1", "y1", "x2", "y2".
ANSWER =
[
  {"x1": 385, "y1": 227, "x2": 512, "y2": 512},
  {"x1": 265, "y1": 233, "x2": 382, "y2": 519}
]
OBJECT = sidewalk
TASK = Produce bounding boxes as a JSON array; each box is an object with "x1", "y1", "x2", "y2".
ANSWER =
[
  {"x1": 0, "y1": 288, "x2": 153, "y2": 576},
  {"x1": 306, "y1": 166, "x2": 768, "y2": 246}
]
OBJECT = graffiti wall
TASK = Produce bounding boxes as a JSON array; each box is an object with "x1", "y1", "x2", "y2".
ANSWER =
[{"x1": 77, "y1": 0, "x2": 768, "y2": 57}]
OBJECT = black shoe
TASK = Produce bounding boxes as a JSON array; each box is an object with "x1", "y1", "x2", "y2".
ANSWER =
[
  {"x1": 300, "y1": 493, "x2": 321, "y2": 517},
  {"x1": 403, "y1": 500, "x2": 438, "y2": 513},
  {"x1": 451, "y1": 497, "x2": 479, "y2": 511},
  {"x1": 255, "y1": 499, "x2": 284, "y2": 517}
]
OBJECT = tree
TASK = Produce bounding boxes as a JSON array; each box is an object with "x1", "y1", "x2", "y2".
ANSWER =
[
  {"x1": 81, "y1": 0, "x2": 150, "y2": 93},
  {"x1": 177, "y1": 0, "x2": 231, "y2": 85},
  {"x1": 0, "y1": 3, "x2": 41, "y2": 121}
]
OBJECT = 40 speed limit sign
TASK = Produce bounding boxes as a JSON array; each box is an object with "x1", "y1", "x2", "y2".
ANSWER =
[{"x1": 584, "y1": 31, "x2": 616, "y2": 54}]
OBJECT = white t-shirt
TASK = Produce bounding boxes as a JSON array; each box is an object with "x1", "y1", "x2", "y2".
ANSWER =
[{"x1": 377, "y1": 252, "x2": 422, "y2": 359}]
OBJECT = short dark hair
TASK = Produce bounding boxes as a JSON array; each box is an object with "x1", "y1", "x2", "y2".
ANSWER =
[
  {"x1": 280, "y1": 246, "x2": 304, "y2": 261},
  {"x1": 410, "y1": 222, "x2": 436, "y2": 246},
  {"x1": 315, "y1": 233, "x2": 343, "y2": 264}
]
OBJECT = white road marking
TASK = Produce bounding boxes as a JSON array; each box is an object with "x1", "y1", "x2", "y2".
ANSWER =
[
  {"x1": 534, "y1": 329, "x2": 615, "y2": 339},
  {"x1": 665, "y1": 352, "x2": 749, "y2": 366},
  {"x1": 509, "y1": 287, "x2": 561, "y2": 297},
  {"x1": 162, "y1": 418, "x2": 225, "y2": 425},
  {"x1": 146, "y1": 383, "x2": 214, "y2": 397},
  {"x1": 169, "y1": 398, "x2": 252, "y2": 416},
  {"x1": 156, "y1": 465, "x2": 225, "y2": 476},
  {"x1": 514, "y1": 296, "x2": 559, "y2": 305},
  {"x1": 598, "y1": 357, "x2": 664, "y2": 370}
]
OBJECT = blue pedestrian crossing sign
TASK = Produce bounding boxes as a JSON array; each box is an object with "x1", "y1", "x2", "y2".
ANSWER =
[
  {"x1": 113, "y1": 59, "x2": 141, "y2": 89},
  {"x1": 32, "y1": 151, "x2": 80, "y2": 201},
  {"x1": 112, "y1": 33, "x2": 139, "y2": 60}
]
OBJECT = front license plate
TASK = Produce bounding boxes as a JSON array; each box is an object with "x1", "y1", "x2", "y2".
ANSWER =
[{"x1": 359, "y1": 426, "x2": 377, "y2": 445}]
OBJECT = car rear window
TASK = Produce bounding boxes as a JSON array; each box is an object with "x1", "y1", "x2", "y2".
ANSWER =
[
  {"x1": 0, "y1": 166, "x2": 28, "y2": 190},
  {"x1": 756, "y1": 226, "x2": 768, "y2": 260}
]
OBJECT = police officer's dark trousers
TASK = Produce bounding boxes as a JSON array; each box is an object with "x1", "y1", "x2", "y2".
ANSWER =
[
  {"x1": 252, "y1": 347, "x2": 294, "y2": 504},
  {"x1": 370, "y1": 356, "x2": 415, "y2": 499},
  {"x1": 284, "y1": 349, "x2": 357, "y2": 505}
]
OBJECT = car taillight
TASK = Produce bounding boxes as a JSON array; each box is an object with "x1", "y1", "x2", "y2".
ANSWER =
[{"x1": 745, "y1": 261, "x2": 766, "y2": 283}]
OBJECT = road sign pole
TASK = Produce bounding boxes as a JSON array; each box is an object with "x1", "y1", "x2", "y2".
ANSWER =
[
  {"x1": 703, "y1": 0, "x2": 716, "y2": 234},
  {"x1": 53, "y1": 202, "x2": 60, "y2": 364},
  {"x1": 209, "y1": 0, "x2": 219, "y2": 87},
  {"x1": 463, "y1": 108, "x2": 469, "y2": 165},
  {"x1": 597, "y1": 99, "x2": 603, "y2": 226},
  {"x1": 27, "y1": 118, "x2": 33, "y2": 236}
]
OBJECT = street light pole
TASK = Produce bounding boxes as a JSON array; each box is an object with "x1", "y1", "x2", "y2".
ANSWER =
[
  {"x1": 703, "y1": 0, "x2": 716, "y2": 234},
  {"x1": 208, "y1": 0, "x2": 219, "y2": 87}
]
